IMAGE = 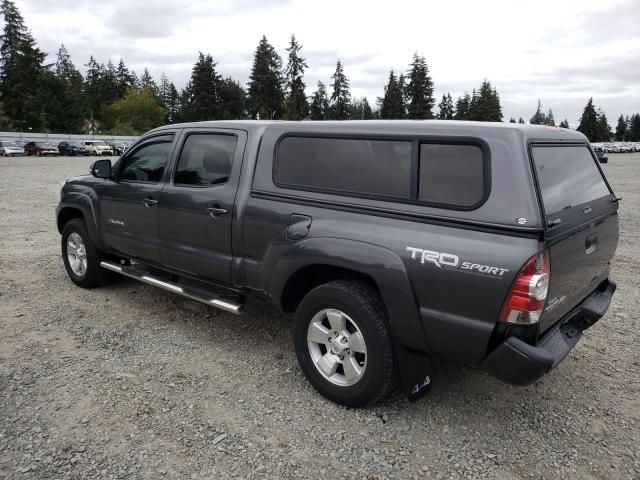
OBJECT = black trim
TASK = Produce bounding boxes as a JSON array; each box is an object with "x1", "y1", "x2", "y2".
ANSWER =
[
  {"x1": 250, "y1": 189, "x2": 542, "y2": 238},
  {"x1": 272, "y1": 133, "x2": 492, "y2": 212}
]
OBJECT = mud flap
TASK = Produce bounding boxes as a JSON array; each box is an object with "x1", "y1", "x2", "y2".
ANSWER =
[{"x1": 395, "y1": 344, "x2": 434, "y2": 402}]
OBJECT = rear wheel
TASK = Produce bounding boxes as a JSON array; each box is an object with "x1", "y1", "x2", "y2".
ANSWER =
[{"x1": 293, "y1": 280, "x2": 397, "y2": 407}]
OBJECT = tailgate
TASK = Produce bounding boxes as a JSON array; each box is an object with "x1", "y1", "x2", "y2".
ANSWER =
[{"x1": 530, "y1": 143, "x2": 619, "y2": 332}]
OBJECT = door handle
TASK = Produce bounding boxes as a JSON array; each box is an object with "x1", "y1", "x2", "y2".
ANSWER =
[
  {"x1": 207, "y1": 206, "x2": 227, "y2": 217},
  {"x1": 143, "y1": 198, "x2": 158, "y2": 207}
]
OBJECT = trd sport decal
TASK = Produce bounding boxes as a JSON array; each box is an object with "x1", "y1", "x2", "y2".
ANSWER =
[{"x1": 406, "y1": 247, "x2": 509, "y2": 278}]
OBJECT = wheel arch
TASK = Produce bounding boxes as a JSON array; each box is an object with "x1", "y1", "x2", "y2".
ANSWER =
[
  {"x1": 57, "y1": 193, "x2": 104, "y2": 250},
  {"x1": 267, "y1": 237, "x2": 435, "y2": 401}
]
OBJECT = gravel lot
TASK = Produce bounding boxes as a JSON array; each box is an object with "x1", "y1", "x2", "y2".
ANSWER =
[{"x1": 0, "y1": 153, "x2": 638, "y2": 480}]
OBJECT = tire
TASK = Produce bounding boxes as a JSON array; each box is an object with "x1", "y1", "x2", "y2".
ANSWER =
[
  {"x1": 293, "y1": 280, "x2": 397, "y2": 407},
  {"x1": 61, "y1": 218, "x2": 109, "y2": 288}
]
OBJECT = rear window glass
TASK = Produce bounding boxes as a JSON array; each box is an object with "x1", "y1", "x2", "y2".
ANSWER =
[
  {"x1": 418, "y1": 144, "x2": 485, "y2": 207},
  {"x1": 531, "y1": 145, "x2": 610, "y2": 216},
  {"x1": 276, "y1": 136, "x2": 412, "y2": 198}
]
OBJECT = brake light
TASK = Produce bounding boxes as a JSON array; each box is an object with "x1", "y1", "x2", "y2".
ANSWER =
[{"x1": 499, "y1": 251, "x2": 550, "y2": 324}]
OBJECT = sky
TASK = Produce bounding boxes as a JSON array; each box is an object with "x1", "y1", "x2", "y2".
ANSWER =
[{"x1": 16, "y1": 0, "x2": 640, "y2": 127}]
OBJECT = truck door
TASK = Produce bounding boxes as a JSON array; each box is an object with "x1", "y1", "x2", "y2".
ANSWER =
[
  {"x1": 100, "y1": 133, "x2": 177, "y2": 263},
  {"x1": 158, "y1": 129, "x2": 247, "y2": 286}
]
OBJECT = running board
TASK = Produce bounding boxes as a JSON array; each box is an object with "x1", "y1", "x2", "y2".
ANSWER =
[{"x1": 100, "y1": 261, "x2": 243, "y2": 315}]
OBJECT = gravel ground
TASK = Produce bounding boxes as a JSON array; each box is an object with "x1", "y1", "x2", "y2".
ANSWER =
[{"x1": 0, "y1": 153, "x2": 638, "y2": 480}]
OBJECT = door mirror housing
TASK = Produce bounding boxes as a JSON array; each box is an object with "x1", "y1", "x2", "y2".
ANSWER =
[{"x1": 90, "y1": 159, "x2": 112, "y2": 179}]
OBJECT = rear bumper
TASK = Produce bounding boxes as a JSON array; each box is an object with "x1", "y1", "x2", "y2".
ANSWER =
[{"x1": 482, "y1": 278, "x2": 616, "y2": 385}]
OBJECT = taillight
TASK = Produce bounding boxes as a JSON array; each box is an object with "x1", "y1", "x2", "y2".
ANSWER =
[{"x1": 499, "y1": 251, "x2": 550, "y2": 324}]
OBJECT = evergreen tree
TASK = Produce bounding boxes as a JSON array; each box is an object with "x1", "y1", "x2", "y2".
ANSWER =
[
  {"x1": 247, "y1": 35, "x2": 285, "y2": 119},
  {"x1": 115, "y1": 59, "x2": 135, "y2": 98},
  {"x1": 615, "y1": 114, "x2": 627, "y2": 141},
  {"x1": 84, "y1": 55, "x2": 104, "y2": 119},
  {"x1": 219, "y1": 77, "x2": 247, "y2": 119},
  {"x1": 596, "y1": 109, "x2": 612, "y2": 142},
  {"x1": 309, "y1": 81, "x2": 329, "y2": 120},
  {"x1": 577, "y1": 98, "x2": 600, "y2": 142},
  {"x1": 545, "y1": 109, "x2": 555, "y2": 126},
  {"x1": 351, "y1": 97, "x2": 373, "y2": 120},
  {"x1": 329, "y1": 60, "x2": 351, "y2": 120},
  {"x1": 468, "y1": 80, "x2": 502, "y2": 121},
  {"x1": 52, "y1": 44, "x2": 85, "y2": 132},
  {"x1": 405, "y1": 53, "x2": 434, "y2": 119},
  {"x1": 165, "y1": 82, "x2": 180, "y2": 123},
  {"x1": 559, "y1": 119, "x2": 570, "y2": 129},
  {"x1": 379, "y1": 70, "x2": 405, "y2": 119},
  {"x1": 518, "y1": 117, "x2": 525, "y2": 124},
  {"x1": 454, "y1": 93, "x2": 471, "y2": 120},
  {"x1": 0, "y1": 0, "x2": 47, "y2": 130},
  {"x1": 509, "y1": 117, "x2": 516, "y2": 123},
  {"x1": 530, "y1": 100, "x2": 546, "y2": 125},
  {"x1": 284, "y1": 35, "x2": 308, "y2": 120},
  {"x1": 180, "y1": 52, "x2": 221, "y2": 121},
  {"x1": 437, "y1": 93, "x2": 454, "y2": 120},
  {"x1": 629, "y1": 114, "x2": 640, "y2": 142},
  {"x1": 139, "y1": 67, "x2": 158, "y2": 97}
]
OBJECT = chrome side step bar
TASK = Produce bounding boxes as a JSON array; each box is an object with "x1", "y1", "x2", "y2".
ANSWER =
[{"x1": 100, "y1": 261, "x2": 243, "y2": 315}]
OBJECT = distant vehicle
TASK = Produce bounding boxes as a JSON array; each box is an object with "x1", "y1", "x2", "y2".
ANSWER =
[
  {"x1": 58, "y1": 141, "x2": 90, "y2": 156},
  {"x1": 84, "y1": 140, "x2": 114, "y2": 156},
  {"x1": 593, "y1": 146, "x2": 608, "y2": 163},
  {"x1": 14, "y1": 140, "x2": 28, "y2": 150},
  {"x1": 0, "y1": 140, "x2": 24, "y2": 156},
  {"x1": 109, "y1": 142, "x2": 128, "y2": 155},
  {"x1": 24, "y1": 141, "x2": 59, "y2": 156}
]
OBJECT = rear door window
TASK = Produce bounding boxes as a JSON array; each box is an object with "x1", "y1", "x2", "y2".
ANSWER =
[{"x1": 531, "y1": 145, "x2": 610, "y2": 216}]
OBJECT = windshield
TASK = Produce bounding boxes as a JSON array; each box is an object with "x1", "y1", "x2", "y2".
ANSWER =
[
  {"x1": 91, "y1": 141, "x2": 106, "y2": 146},
  {"x1": 531, "y1": 145, "x2": 611, "y2": 216},
  {"x1": 3, "y1": 142, "x2": 18, "y2": 147},
  {"x1": 36, "y1": 142, "x2": 53, "y2": 147}
]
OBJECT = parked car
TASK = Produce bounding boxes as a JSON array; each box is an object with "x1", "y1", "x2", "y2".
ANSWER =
[
  {"x1": 84, "y1": 140, "x2": 114, "y2": 156},
  {"x1": 58, "y1": 141, "x2": 90, "y2": 156},
  {"x1": 593, "y1": 146, "x2": 608, "y2": 163},
  {"x1": 57, "y1": 121, "x2": 619, "y2": 407},
  {"x1": 109, "y1": 142, "x2": 128, "y2": 155},
  {"x1": 25, "y1": 141, "x2": 59, "y2": 156},
  {"x1": 0, "y1": 140, "x2": 25, "y2": 156}
]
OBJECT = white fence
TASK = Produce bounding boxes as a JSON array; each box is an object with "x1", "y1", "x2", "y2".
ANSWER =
[{"x1": 0, "y1": 131, "x2": 139, "y2": 144}]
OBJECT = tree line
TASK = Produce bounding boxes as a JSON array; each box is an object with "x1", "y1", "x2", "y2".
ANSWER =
[{"x1": 0, "y1": 0, "x2": 635, "y2": 142}]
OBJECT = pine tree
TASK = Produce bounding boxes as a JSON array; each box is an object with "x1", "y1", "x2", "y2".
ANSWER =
[
  {"x1": 310, "y1": 81, "x2": 329, "y2": 120},
  {"x1": 596, "y1": 109, "x2": 611, "y2": 142},
  {"x1": 405, "y1": 53, "x2": 434, "y2": 119},
  {"x1": 329, "y1": 60, "x2": 351, "y2": 120},
  {"x1": 115, "y1": 59, "x2": 135, "y2": 98},
  {"x1": 284, "y1": 35, "x2": 308, "y2": 120},
  {"x1": 559, "y1": 119, "x2": 570, "y2": 129},
  {"x1": 545, "y1": 109, "x2": 555, "y2": 126},
  {"x1": 518, "y1": 117, "x2": 525, "y2": 124},
  {"x1": 615, "y1": 114, "x2": 627, "y2": 141},
  {"x1": 454, "y1": 93, "x2": 471, "y2": 120},
  {"x1": 180, "y1": 52, "x2": 221, "y2": 121},
  {"x1": 577, "y1": 98, "x2": 600, "y2": 142},
  {"x1": 248, "y1": 35, "x2": 285, "y2": 119},
  {"x1": 0, "y1": 0, "x2": 47, "y2": 130},
  {"x1": 530, "y1": 100, "x2": 546, "y2": 125},
  {"x1": 468, "y1": 81, "x2": 502, "y2": 121},
  {"x1": 629, "y1": 114, "x2": 640, "y2": 142},
  {"x1": 509, "y1": 117, "x2": 516, "y2": 123},
  {"x1": 52, "y1": 44, "x2": 85, "y2": 132},
  {"x1": 139, "y1": 67, "x2": 158, "y2": 97},
  {"x1": 219, "y1": 77, "x2": 247, "y2": 120},
  {"x1": 379, "y1": 70, "x2": 406, "y2": 119},
  {"x1": 84, "y1": 55, "x2": 104, "y2": 119},
  {"x1": 437, "y1": 93, "x2": 454, "y2": 120}
]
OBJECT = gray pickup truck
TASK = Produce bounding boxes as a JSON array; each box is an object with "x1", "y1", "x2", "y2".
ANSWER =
[{"x1": 56, "y1": 121, "x2": 619, "y2": 407}]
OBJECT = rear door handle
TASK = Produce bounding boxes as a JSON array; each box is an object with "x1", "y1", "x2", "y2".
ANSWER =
[
  {"x1": 207, "y1": 206, "x2": 227, "y2": 217},
  {"x1": 143, "y1": 198, "x2": 158, "y2": 207},
  {"x1": 585, "y1": 234, "x2": 597, "y2": 255}
]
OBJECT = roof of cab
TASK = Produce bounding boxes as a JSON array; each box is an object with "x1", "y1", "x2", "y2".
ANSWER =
[{"x1": 151, "y1": 119, "x2": 587, "y2": 142}]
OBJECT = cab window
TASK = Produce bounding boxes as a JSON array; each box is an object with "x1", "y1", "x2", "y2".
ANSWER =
[{"x1": 119, "y1": 135, "x2": 174, "y2": 182}]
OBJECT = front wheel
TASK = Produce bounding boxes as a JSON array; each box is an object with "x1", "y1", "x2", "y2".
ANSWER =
[
  {"x1": 293, "y1": 280, "x2": 397, "y2": 407},
  {"x1": 61, "y1": 218, "x2": 108, "y2": 288}
]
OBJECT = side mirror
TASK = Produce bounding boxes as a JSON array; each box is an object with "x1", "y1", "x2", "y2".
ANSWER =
[{"x1": 90, "y1": 159, "x2": 112, "y2": 179}]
